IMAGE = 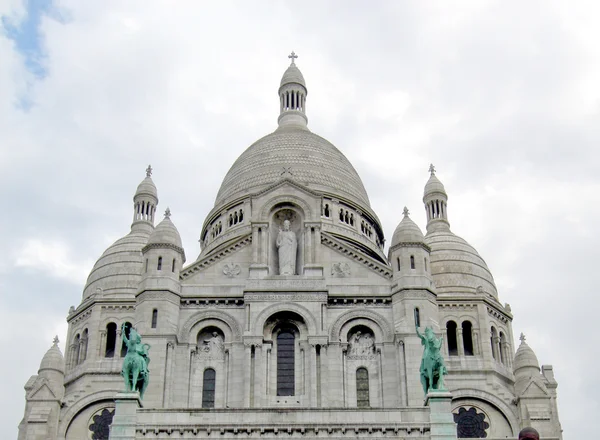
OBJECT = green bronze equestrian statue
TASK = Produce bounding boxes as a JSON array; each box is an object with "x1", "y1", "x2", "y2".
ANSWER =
[
  {"x1": 121, "y1": 324, "x2": 150, "y2": 399},
  {"x1": 416, "y1": 324, "x2": 447, "y2": 395}
]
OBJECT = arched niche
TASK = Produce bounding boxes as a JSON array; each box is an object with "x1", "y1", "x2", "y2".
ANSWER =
[
  {"x1": 263, "y1": 311, "x2": 308, "y2": 341},
  {"x1": 330, "y1": 310, "x2": 393, "y2": 343},
  {"x1": 180, "y1": 310, "x2": 242, "y2": 344},
  {"x1": 254, "y1": 302, "x2": 318, "y2": 337},
  {"x1": 269, "y1": 203, "x2": 305, "y2": 276}
]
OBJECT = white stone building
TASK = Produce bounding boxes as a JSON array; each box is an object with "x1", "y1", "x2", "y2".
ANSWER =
[{"x1": 19, "y1": 56, "x2": 562, "y2": 440}]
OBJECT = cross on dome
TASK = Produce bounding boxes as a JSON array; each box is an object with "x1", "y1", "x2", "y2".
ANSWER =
[
  {"x1": 53, "y1": 335, "x2": 59, "y2": 346},
  {"x1": 403, "y1": 206, "x2": 410, "y2": 217},
  {"x1": 520, "y1": 333, "x2": 526, "y2": 342},
  {"x1": 164, "y1": 207, "x2": 171, "y2": 219},
  {"x1": 429, "y1": 163, "x2": 436, "y2": 175},
  {"x1": 280, "y1": 166, "x2": 293, "y2": 177},
  {"x1": 146, "y1": 165, "x2": 153, "y2": 177},
  {"x1": 288, "y1": 51, "x2": 298, "y2": 65}
]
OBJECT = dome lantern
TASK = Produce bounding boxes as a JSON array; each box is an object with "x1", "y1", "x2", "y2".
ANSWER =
[
  {"x1": 278, "y1": 52, "x2": 308, "y2": 128},
  {"x1": 132, "y1": 165, "x2": 159, "y2": 233},
  {"x1": 423, "y1": 164, "x2": 449, "y2": 233}
]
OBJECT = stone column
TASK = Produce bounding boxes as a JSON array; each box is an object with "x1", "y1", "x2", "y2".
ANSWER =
[
  {"x1": 426, "y1": 391, "x2": 457, "y2": 440},
  {"x1": 98, "y1": 330, "x2": 106, "y2": 357},
  {"x1": 308, "y1": 344, "x2": 318, "y2": 406},
  {"x1": 252, "y1": 225, "x2": 259, "y2": 262},
  {"x1": 457, "y1": 328, "x2": 465, "y2": 357},
  {"x1": 304, "y1": 224, "x2": 313, "y2": 265},
  {"x1": 473, "y1": 330, "x2": 480, "y2": 356},
  {"x1": 492, "y1": 336, "x2": 500, "y2": 361},
  {"x1": 397, "y1": 340, "x2": 408, "y2": 406},
  {"x1": 109, "y1": 392, "x2": 142, "y2": 440},
  {"x1": 260, "y1": 224, "x2": 269, "y2": 264}
]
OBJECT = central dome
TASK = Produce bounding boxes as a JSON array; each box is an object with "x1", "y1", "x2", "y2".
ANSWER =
[{"x1": 214, "y1": 125, "x2": 371, "y2": 209}]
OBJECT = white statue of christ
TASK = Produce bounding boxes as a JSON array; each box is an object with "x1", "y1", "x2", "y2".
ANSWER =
[{"x1": 276, "y1": 219, "x2": 297, "y2": 275}]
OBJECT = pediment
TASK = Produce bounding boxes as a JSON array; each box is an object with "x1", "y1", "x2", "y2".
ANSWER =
[
  {"x1": 28, "y1": 382, "x2": 57, "y2": 400},
  {"x1": 521, "y1": 378, "x2": 549, "y2": 398},
  {"x1": 181, "y1": 233, "x2": 252, "y2": 282}
]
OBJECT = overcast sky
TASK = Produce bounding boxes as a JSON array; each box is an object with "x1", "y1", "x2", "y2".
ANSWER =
[{"x1": 1, "y1": 1, "x2": 598, "y2": 438}]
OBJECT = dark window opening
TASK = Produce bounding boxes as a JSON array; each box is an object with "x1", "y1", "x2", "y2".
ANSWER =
[
  {"x1": 447, "y1": 321, "x2": 458, "y2": 356},
  {"x1": 202, "y1": 368, "x2": 216, "y2": 408},
  {"x1": 397, "y1": 257, "x2": 401, "y2": 271},
  {"x1": 356, "y1": 368, "x2": 370, "y2": 408},
  {"x1": 414, "y1": 308, "x2": 421, "y2": 328},
  {"x1": 410, "y1": 255, "x2": 415, "y2": 269},
  {"x1": 151, "y1": 309, "x2": 158, "y2": 329},
  {"x1": 172, "y1": 258, "x2": 176, "y2": 272},
  {"x1": 157, "y1": 256, "x2": 162, "y2": 270},
  {"x1": 277, "y1": 330, "x2": 295, "y2": 396},
  {"x1": 105, "y1": 323, "x2": 117, "y2": 358},
  {"x1": 462, "y1": 321, "x2": 474, "y2": 356}
]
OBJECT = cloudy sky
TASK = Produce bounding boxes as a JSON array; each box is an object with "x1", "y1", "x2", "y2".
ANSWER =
[{"x1": 1, "y1": 0, "x2": 598, "y2": 438}]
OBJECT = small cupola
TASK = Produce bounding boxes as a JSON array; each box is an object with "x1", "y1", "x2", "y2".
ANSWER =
[
  {"x1": 142, "y1": 208, "x2": 186, "y2": 279},
  {"x1": 423, "y1": 164, "x2": 450, "y2": 233},
  {"x1": 132, "y1": 165, "x2": 159, "y2": 233},
  {"x1": 278, "y1": 51, "x2": 308, "y2": 128}
]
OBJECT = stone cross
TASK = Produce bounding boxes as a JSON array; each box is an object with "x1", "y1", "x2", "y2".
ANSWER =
[
  {"x1": 403, "y1": 206, "x2": 410, "y2": 217},
  {"x1": 165, "y1": 207, "x2": 171, "y2": 219},
  {"x1": 53, "y1": 335, "x2": 59, "y2": 346},
  {"x1": 520, "y1": 333, "x2": 526, "y2": 342},
  {"x1": 288, "y1": 51, "x2": 298, "y2": 65},
  {"x1": 429, "y1": 163, "x2": 436, "y2": 175},
  {"x1": 146, "y1": 165, "x2": 153, "y2": 177},
  {"x1": 281, "y1": 166, "x2": 293, "y2": 177}
]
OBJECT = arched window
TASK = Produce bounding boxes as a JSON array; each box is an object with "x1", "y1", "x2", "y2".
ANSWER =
[
  {"x1": 277, "y1": 329, "x2": 295, "y2": 396},
  {"x1": 74, "y1": 334, "x2": 81, "y2": 365},
  {"x1": 499, "y1": 332, "x2": 506, "y2": 364},
  {"x1": 397, "y1": 257, "x2": 401, "y2": 271},
  {"x1": 105, "y1": 323, "x2": 117, "y2": 358},
  {"x1": 151, "y1": 309, "x2": 158, "y2": 328},
  {"x1": 424, "y1": 258, "x2": 428, "y2": 271},
  {"x1": 490, "y1": 327, "x2": 498, "y2": 360},
  {"x1": 410, "y1": 255, "x2": 415, "y2": 269},
  {"x1": 202, "y1": 368, "x2": 216, "y2": 408},
  {"x1": 120, "y1": 322, "x2": 132, "y2": 358},
  {"x1": 414, "y1": 308, "x2": 421, "y2": 328},
  {"x1": 172, "y1": 258, "x2": 176, "y2": 272},
  {"x1": 462, "y1": 321, "x2": 474, "y2": 356},
  {"x1": 446, "y1": 321, "x2": 458, "y2": 356},
  {"x1": 356, "y1": 367, "x2": 370, "y2": 407},
  {"x1": 145, "y1": 258, "x2": 148, "y2": 273},
  {"x1": 157, "y1": 256, "x2": 162, "y2": 270}
]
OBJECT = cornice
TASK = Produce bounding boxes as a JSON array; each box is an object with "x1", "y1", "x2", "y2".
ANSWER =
[{"x1": 181, "y1": 234, "x2": 252, "y2": 280}]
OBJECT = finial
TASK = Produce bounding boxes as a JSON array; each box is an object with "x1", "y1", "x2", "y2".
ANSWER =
[
  {"x1": 288, "y1": 51, "x2": 298, "y2": 65},
  {"x1": 146, "y1": 165, "x2": 153, "y2": 177},
  {"x1": 428, "y1": 163, "x2": 436, "y2": 175},
  {"x1": 403, "y1": 206, "x2": 410, "y2": 217},
  {"x1": 164, "y1": 207, "x2": 171, "y2": 219},
  {"x1": 53, "y1": 335, "x2": 59, "y2": 346},
  {"x1": 520, "y1": 333, "x2": 526, "y2": 343}
]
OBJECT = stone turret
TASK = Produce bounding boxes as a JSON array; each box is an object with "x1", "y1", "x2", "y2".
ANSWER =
[{"x1": 18, "y1": 337, "x2": 65, "y2": 440}]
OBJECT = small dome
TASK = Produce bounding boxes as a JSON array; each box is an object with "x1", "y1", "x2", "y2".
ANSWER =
[
  {"x1": 135, "y1": 165, "x2": 158, "y2": 199},
  {"x1": 390, "y1": 207, "x2": 425, "y2": 247},
  {"x1": 280, "y1": 58, "x2": 306, "y2": 88},
  {"x1": 514, "y1": 334, "x2": 540, "y2": 374},
  {"x1": 83, "y1": 229, "x2": 151, "y2": 298},
  {"x1": 425, "y1": 229, "x2": 497, "y2": 296},
  {"x1": 146, "y1": 208, "x2": 183, "y2": 249},
  {"x1": 39, "y1": 337, "x2": 65, "y2": 375},
  {"x1": 424, "y1": 171, "x2": 446, "y2": 197}
]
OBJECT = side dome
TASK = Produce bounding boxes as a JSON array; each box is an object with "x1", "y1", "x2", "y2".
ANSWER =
[
  {"x1": 83, "y1": 229, "x2": 151, "y2": 299},
  {"x1": 39, "y1": 337, "x2": 65, "y2": 374},
  {"x1": 215, "y1": 127, "x2": 371, "y2": 209},
  {"x1": 514, "y1": 334, "x2": 540, "y2": 375},
  {"x1": 147, "y1": 209, "x2": 183, "y2": 249},
  {"x1": 391, "y1": 207, "x2": 425, "y2": 247},
  {"x1": 425, "y1": 229, "x2": 498, "y2": 296}
]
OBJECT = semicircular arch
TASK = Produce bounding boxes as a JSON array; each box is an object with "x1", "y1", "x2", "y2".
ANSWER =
[
  {"x1": 329, "y1": 309, "x2": 393, "y2": 342},
  {"x1": 59, "y1": 390, "x2": 120, "y2": 438},
  {"x1": 179, "y1": 310, "x2": 242, "y2": 343},
  {"x1": 253, "y1": 302, "x2": 318, "y2": 336},
  {"x1": 451, "y1": 388, "x2": 519, "y2": 436},
  {"x1": 259, "y1": 194, "x2": 313, "y2": 221}
]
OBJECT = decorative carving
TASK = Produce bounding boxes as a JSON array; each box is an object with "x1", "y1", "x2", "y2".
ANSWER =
[
  {"x1": 347, "y1": 330, "x2": 376, "y2": 360},
  {"x1": 245, "y1": 293, "x2": 327, "y2": 302},
  {"x1": 331, "y1": 262, "x2": 351, "y2": 278},
  {"x1": 223, "y1": 263, "x2": 241, "y2": 278},
  {"x1": 276, "y1": 219, "x2": 297, "y2": 275},
  {"x1": 453, "y1": 407, "x2": 489, "y2": 438},
  {"x1": 201, "y1": 332, "x2": 224, "y2": 357},
  {"x1": 88, "y1": 408, "x2": 114, "y2": 440},
  {"x1": 180, "y1": 234, "x2": 252, "y2": 278},
  {"x1": 329, "y1": 309, "x2": 394, "y2": 342},
  {"x1": 321, "y1": 233, "x2": 392, "y2": 279}
]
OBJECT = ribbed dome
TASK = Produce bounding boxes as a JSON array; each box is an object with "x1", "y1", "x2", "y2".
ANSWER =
[
  {"x1": 280, "y1": 63, "x2": 305, "y2": 88},
  {"x1": 424, "y1": 172, "x2": 446, "y2": 197},
  {"x1": 83, "y1": 229, "x2": 151, "y2": 298},
  {"x1": 147, "y1": 210, "x2": 183, "y2": 249},
  {"x1": 391, "y1": 208, "x2": 425, "y2": 247},
  {"x1": 214, "y1": 126, "x2": 371, "y2": 209},
  {"x1": 136, "y1": 176, "x2": 157, "y2": 199},
  {"x1": 514, "y1": 336, "x2": 540, "y2": 375},
  {"x1": 425, "y1": 229, "x2": 498, "y2": 296},
  {"x1": 39, "y1": 338, "x2": 64, "y2": 374}
]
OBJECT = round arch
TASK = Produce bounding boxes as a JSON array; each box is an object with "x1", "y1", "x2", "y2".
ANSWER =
[
  {"x1": 253, "y1": 302, "x2": 318, "y2": 336},
  {"x1": 259, "y1": 194, "x2": 313, "y2": 221},
  {"x1": 329, "y1": 309, "x2": 393, "y2": 342},
  {"x1": 58, "y1": 390, "x2": 121, "y2": 438},
  {"x1": 179, "y1": 310, "x2": 242, "y2": 343}
]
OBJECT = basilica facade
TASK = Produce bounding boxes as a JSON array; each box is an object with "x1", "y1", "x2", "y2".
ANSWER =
[{"x1": 19, "y1": 56, "x2": 562, "y2": 440}]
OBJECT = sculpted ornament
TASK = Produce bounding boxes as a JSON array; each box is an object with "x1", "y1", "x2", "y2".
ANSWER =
[
  {"x1": 223, "y1": 263, "x2": 241, "y2": 278},
  {"x1": 276, "y1": 219, "x2": 297, "y2": 275},
  {"x1": 331, "y1": 262, "x2": 351, "y2": 277},
  {"x1": 347, "y1": 331, "x2": 376, "y2": 359},
  {"x1": 121, "y1": 324, "x2": 151, "y2": 399}
]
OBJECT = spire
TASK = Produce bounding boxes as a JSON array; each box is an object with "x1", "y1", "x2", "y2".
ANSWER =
[
  {"x1": 423, "y1": 164, "x2": 449, "y2": 233},
  {"x1": 132, "y1": 165, "x2": 159, "y2": 232},
  {"x1": 278, "y1": 52, "x2": 308, "y2": 128}
]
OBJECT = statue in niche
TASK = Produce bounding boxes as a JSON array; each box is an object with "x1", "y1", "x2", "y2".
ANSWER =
[
  {"x1": 349, "y1": 331, "x2": 375, "y2": 356},
  {"x1": 202, "y1": 332, "x2": 224, "y2": 355},
  {"x1": 276, "y1": 219, "x2": 297, "y2": 275}
]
